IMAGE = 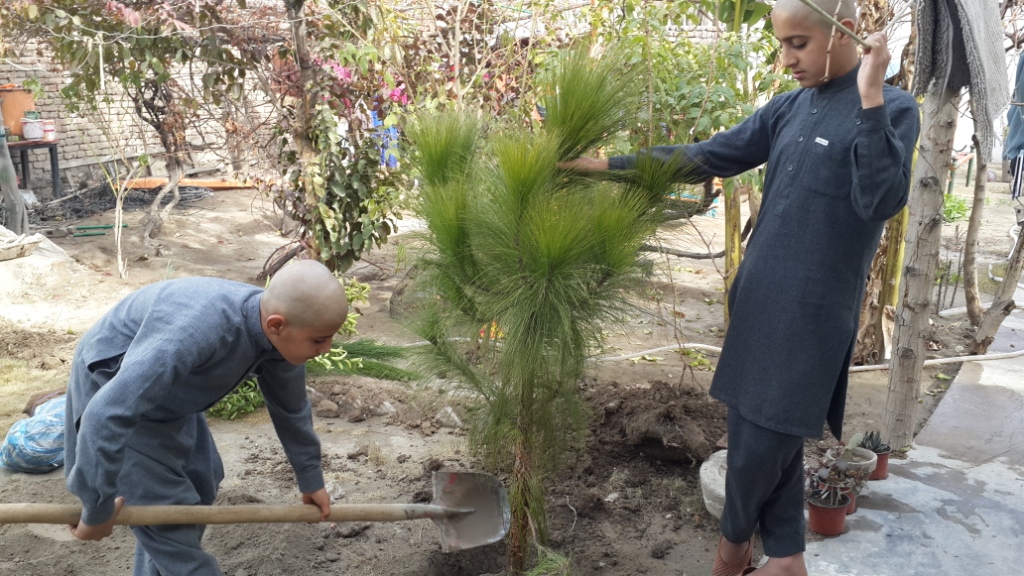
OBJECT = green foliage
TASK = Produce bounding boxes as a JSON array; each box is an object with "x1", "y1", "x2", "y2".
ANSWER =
[
  {"x1": 540, "y1": 46, "x2": 642, "y2": 160},
  {"x1": 593, "y1": 0, "x2": 793, "y2": 152},
  {"x1": 273, "y1": 1, "x2": 405, "y2": 273},
  {"x1": 406, "y1": 46, "x2": 683, "y2": 569},
  {"x1": 943, "y1": 194, "x2": 970, "y2": 222},
  {"x1": 207, "y1": 378, "x2": 265, "y2": 420},
  {"x1": 307, "y1": 339, "x2": 420, "y2": 382},
  {"x1": 21, "y1": 78, "x2": 44, "y2": 100},
  {"x1": 339, "y1": 277, "x2": 371, "y2": 337},
  {"x1": 12, "y1": 1, "x2": 250, "y2": 113},
  {"x1": 525, "y1": 546, "x2": 573, "y2": 576},
  {"x1": 860, "y1": 430, "x2": 892, "y2": 454}
]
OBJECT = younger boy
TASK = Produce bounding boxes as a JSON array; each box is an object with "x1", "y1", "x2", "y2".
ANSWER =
[
  {"x1": 64, "y1": 260, "x2": 348, "y2": 576},
  {"x1": 563, "y1": 1, "x2": 920, "y2": 574}
]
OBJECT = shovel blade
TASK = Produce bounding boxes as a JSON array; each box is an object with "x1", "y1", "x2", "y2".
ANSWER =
[{"x1": 431, "y1": 471, "x2": 510, "y2": 552}]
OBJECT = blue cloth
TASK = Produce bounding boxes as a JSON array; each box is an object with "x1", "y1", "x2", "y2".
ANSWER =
[
  {"x1": 0, "y1": 396, "x2": 66, "y2": 474},
  {"x1": 1004, "y1": 53, "x2": 1024, "y2": 161},
  {"x1": 611, "y1": 65, "x2": 920, "y2": 439},
  {"x1": 371, "y1": 110, "x2": 400, "y2": 168}
]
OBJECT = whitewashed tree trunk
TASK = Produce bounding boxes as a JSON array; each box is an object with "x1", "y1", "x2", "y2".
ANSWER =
[
  {"x1": 0, "y1": 107, "x2": 28, "y2": 235},
  {"x1": 883, "y1": 87, "x2": 961, "y2": 450},
  {"x1": 972, "y1": 232, "x2": 1024, "y2": 353}
]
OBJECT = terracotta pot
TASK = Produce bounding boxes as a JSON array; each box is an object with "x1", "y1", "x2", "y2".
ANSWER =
[
  {"x1": 869, "y1": 451, "x2": 890, "y2": 480},
  {"x1": 807, "y1": 492, "x2": 849, "y2": 536},
  {"x1": 846, "y1": 491, "x2": 857, "y2": 515}
]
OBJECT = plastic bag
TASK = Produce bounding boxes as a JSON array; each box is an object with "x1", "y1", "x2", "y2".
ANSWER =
[{"x1": 0, "y1": 395, "x2": 66, "y2": 474}]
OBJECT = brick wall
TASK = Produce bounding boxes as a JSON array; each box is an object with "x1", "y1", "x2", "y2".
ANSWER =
[
  {"x1": 0, "y1": 40, "x2": 269, "y2": 200},
  {"x1": 0, "y1": 40, "x2": 160, "y2": 199}
]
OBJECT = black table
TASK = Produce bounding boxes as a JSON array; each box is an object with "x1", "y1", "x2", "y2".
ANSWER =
[{"x1": 7, "y1": 138, "x2": 61, "y2": 197}]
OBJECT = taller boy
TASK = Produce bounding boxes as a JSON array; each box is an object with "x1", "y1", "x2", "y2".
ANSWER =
[{"x1": 563, "y1": 1, "x2": 920, "y2": 574}]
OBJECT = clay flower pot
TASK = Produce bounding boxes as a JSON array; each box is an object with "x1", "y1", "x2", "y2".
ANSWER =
[
  {"x1": 869, "y1": 451, "x2": 891, "y2": 480},
  {"x1": 807, "y1": 491, "x2": 849, "y2": 536},
  {"x1": 846, "y1": 491, "x2": 857, "y2": 515}
]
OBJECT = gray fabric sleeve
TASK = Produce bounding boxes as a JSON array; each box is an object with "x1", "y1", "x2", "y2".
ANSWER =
[
  {"x1": 850, "y1": 97, "x2": 921, "y2": 222},
  {"x1": 257, "y1": 360, "x2": 324, "y2": 494},
  {"x1": 608, "y1": 99, "x2": 776, "y2": 181},
  {"x1": 67, "y1": 318, "x2": 210, "y2": 525}
]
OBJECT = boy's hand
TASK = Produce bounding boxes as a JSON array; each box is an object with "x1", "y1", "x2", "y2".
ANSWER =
[
  {"x1": 858, "y1": 32, "x2": 890, "y2": 109},
  {"x1": 557, "y1": 157, "x2": 609, "y2": 172},
  {"x1": 303, "y1": 488, "x2": 331, "y2": 522},
  {"x1": 68, "y1": 496, "x2": 124, "y2": 541}
]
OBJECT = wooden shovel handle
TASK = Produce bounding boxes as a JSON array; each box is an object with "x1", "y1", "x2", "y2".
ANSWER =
[{"x1": 0, "y1": 503, "x2": 470, "y2": 526}]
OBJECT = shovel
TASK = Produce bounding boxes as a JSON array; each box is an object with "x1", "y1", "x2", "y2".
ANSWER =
[{"x1": 0, "y1": 471, "x2": 510, "y2": 552}]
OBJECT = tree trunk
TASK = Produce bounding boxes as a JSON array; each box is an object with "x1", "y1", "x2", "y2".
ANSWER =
[
  {"x1": 286, "y1": 0, "x2": 321, "y2": 258},
  {"x1": 883, "y1": 87, "x2": 960, "y2": 450},
  {"x1": 0, "y1": 108, "x2": 29, "y2": 235},
  {"x1": 971, "y1": 228, "x2": 1024, "y2": 353},
  {"x1": 508, "y1": 434, "x2": 532, "y2": 574},
  {"x1": 142, "y1": 124, "x2": 184, "y2": 239},
  {"x1": 723, "y1": 180, "x2": 743, "y2": 324},
  {"x1": 963, "y1": 130, "x2": 987, "y2": 326},
  {"x1": 874, "y1": 206, "x2": 909, "y2": 361}
]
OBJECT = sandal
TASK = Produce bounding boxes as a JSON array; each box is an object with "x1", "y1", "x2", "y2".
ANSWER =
[{"x1": 711, "y1": 536, "x2": 752, "y2": 576}]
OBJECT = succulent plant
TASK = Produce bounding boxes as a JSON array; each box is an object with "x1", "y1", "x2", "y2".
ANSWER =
[{"x1": 860, "y1": 430, "x2": 892, "y2": 454}]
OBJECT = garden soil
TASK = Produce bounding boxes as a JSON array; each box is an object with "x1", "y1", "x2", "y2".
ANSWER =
[{"x1": 0, "y1": 181, "x2": 1014, "y2": 575}]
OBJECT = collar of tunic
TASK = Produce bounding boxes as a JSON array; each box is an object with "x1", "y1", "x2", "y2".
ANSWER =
[
  {"x1": 245, "y1": 292, "x2": 275, "y2": 352},
  {"x1": 817, "y1": 63, "x2": 860, "y2": 95}
]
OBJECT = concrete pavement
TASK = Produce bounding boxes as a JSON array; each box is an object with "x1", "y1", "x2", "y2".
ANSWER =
[{"x1": 805, "y1": 306, "x2": 1024, "y2": 575}]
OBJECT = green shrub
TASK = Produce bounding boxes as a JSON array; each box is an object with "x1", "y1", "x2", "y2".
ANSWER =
[
  {"x1": 943, "y1": 194, "x2": 969, "y2": 222},
  {"x1": 207, "y1": 378, "x2": 265, "y2": 420}
]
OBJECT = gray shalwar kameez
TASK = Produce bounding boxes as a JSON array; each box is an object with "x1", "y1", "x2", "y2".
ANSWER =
[
  {"x1": 610, "y1": 66, "x2": 920, "y2": 556},
  {"x1": 65, "y1": 277, "x2": 324, "y2": 576}
]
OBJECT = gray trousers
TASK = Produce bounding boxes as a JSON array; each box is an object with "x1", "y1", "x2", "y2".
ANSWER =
[
  {"x1": 125, "y1": 413, "x2": 224, "y2": 576},
  {"x1": 721, "y1": 408, "x2": 807, "y2": 558},
  {"x1": 66, "y1": 357, "x2": 225, "y2": 576}
]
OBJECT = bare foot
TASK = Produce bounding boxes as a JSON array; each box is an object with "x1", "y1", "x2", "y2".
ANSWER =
[
  {"x1": 751, "y1": 553, "x2": 808, "y2": 576},
  {"x1": 717, "y1": 536, "x2": 750, "y2": 564}
]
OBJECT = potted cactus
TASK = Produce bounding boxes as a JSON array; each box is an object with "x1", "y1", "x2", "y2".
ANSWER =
[
  {"x1": 805, "y1": 457, "x2": 854, "y2": 536},
  {"x1": 861, "y1": 431, "x2": 893, "y2": 480}
]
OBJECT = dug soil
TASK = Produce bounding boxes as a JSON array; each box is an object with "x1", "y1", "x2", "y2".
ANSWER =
[{"x1": 0, "y1": 181, "x2": 1011, "y2": 575}]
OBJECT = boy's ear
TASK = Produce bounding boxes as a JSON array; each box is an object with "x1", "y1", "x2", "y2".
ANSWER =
[
  {"x1": 265, "y1": 314, "x2": 287, "y2": 333},
  {"x1": 836, "y1": 18, "x2": 857, "y2": 44}
]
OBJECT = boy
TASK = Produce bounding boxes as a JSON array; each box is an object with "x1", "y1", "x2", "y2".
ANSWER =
[
  {"x1": 562, "y1": 1, "x2": 919, "y2": 574},
  {"x1": 64, "y1": 260, "x2": 348, "y2": 575}
]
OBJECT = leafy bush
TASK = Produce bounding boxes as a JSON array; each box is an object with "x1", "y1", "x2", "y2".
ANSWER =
[
  {"x1": 207, "y1": 378, "x2": 265, "y2": 420},
  {"x1": 943, "y1": 194, "x2": 969, "y2": 222}
]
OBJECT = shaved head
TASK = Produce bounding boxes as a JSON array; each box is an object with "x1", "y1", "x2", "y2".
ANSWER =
[
  {"x1": 262, "y1": 260, "x2": 348, "y2": 330},
  {"x1": 774, "y1": 0, "x2": 856, "y2": 30}
]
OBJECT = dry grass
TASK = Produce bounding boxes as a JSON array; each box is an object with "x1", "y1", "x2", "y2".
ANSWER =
[{"x1": 0, "y1": 358, "x2": 69, "y2": 435}]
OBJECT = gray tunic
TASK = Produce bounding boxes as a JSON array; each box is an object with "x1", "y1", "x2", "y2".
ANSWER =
[
  {"x1": 65, "y1": 277, "x2": 324, "y2": 525},
  {"x1": 611, "y1": 66, "x2": 920, "y2": 438}
]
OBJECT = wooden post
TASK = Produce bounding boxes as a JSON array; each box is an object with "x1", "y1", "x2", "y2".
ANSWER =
[
  {"x1": 0, "y1": 106, "x2": 28, "y2": 235},
  {"x1": 883, "y1": 87, "x2": 961, "y2": 450}
]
